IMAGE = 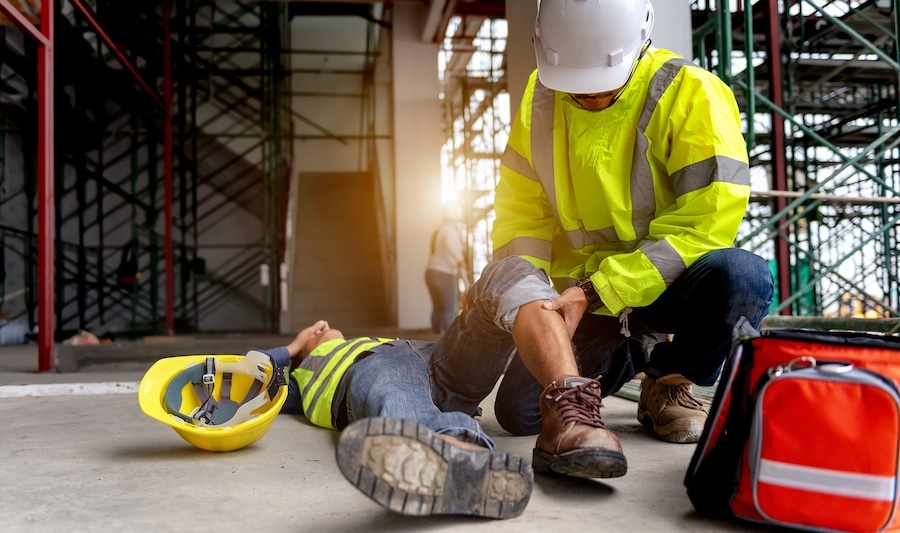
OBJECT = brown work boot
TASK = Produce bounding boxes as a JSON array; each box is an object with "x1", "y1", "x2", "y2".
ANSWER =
[
  {"x1": 337, "y1": 417, "x2": 533, "y2": 519},
  {"x1": 533, "y1": 375, "x2": 627, "y2": 479},
  {"x1": 638, "y1": 373, "x2": 708, "y2": 443}
]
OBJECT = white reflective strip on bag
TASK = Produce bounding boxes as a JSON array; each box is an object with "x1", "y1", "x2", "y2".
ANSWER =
[{"x1": 759, "y1": 458, "x2": 897, "y2": 502}]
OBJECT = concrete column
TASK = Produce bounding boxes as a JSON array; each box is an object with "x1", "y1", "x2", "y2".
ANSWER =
[
  {"x1": 505, "y1": 0, "x2": 537, "y2": 118},
  {"x1": 392, "y1": 3, "x2": 443, "y2": 330},
  {"x1": 651, "y1": 1, "x2": 693, "y2": 59}
]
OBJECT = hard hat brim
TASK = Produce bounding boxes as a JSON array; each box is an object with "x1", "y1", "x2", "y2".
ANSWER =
[{"x1": 534, "y1": 46, "x2": 637, "y2": 95}]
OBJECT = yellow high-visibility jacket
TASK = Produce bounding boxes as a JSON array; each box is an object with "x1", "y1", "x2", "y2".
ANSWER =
[
  {"x1": 291, "y1": 336, "x2": 392, "y2": 429},
  {"x1": 493, "y1": 47, "x2": 751, "y2": 316}
]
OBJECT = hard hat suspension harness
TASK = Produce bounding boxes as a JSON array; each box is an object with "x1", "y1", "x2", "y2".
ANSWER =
[{"x1": 164, "y1": 350, "x2": 286, "y2": 428}]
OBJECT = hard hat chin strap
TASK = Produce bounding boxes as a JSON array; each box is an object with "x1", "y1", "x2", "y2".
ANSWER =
[
  {"x1": 192, "y1": 357, "x2": 219, "y2": 424},
  {"x1": 609, "y1": 40, "x2": 650, "y2": 105}
]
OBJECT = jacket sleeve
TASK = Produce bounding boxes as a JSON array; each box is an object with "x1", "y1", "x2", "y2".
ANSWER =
[
  {"x1": 491, "y1": 75, "x2": 556, "y2": 274},
  {"x1": 492, "y1": 149, "x2": 556, "y2": 273}
]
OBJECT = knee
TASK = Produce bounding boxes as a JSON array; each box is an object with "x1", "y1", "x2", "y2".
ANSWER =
[
  {"x1": 702, "y1": 249, "x2": 774, "y2": 325},
  {"x1": 705, "y1": 249, "x2": 773, "y2": 293},
  {"x1": 481, "y1": 256, "x2": 534, "y2": 276},
  {"x1": 731, "y1": 250, "x2": 774, "y2": 305},
  {"x1": 495, "y1": 400, "x2": 542, "y2": 436},
  {"x1": 477, "y1": 256, "x2": 548, "y2": 293},
  {"x1": 492, "y1": 358, "x2": 545, "y2": 435}
]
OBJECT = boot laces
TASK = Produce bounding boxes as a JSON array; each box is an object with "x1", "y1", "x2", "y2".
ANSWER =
[
  {"x1": 660, "y1": 380, "x2": 704, "y2": 411},
  {"x1": 549, "y1": 380, "x2": 606, "y2": 428}
]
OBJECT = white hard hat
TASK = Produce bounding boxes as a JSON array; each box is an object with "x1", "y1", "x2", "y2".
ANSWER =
[{"x1": 534, "y1": 0, "x2": 654, "y2": 94}]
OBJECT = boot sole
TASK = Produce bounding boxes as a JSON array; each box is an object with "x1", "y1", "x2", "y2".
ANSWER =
[
  {"x1": 336, "y1": 417, "x2": 533, "y2": 519},
  {"x1": 637, "y1": 407, "x2": 703, "y2": 444},
  {"x1": 532, "y1": 447, "x2": 627, "y2": 479}
]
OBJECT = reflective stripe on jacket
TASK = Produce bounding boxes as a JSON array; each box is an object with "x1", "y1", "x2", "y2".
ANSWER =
[
  {"x1": 291, "y1": 336, "x2": 392, "y2": 429},
  {"x1": 493, "y1": 47, "x2": 751, "y2": 316}
]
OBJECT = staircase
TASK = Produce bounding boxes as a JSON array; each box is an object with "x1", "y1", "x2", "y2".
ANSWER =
[{"x1": 288, "y1": 171, "x2": 391, "y2": 331}]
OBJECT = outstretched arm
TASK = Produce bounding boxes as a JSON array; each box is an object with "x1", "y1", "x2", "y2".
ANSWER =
[
  {"x1": 286, "y1": 320, "x2": 329, "y2": 359},
  {"x1": 285, "y1": 319, "x2": 346, "y2": 372}
]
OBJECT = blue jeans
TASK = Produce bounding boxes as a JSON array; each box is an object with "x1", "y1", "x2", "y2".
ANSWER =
[
  {"x1": 428, "y1": 249, "x2": 774, "y2": 436},
  {"x1": 425, "y1": 268, "x2": 459, "y2": 334},
  {"x1": 275, "y1": 342, "x2": 496, "y2": 449},
  {"x1": 342, "y1": 340, "x2": 496, "y2": 449}
]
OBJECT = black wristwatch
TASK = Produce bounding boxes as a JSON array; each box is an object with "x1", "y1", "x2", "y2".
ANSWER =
[{"x1": 576, "y1": 277, "x2": 603, "y2": 313}]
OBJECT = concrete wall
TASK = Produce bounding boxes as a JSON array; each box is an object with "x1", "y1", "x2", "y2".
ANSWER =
[
  {"x1": 391, "y1": 3, "x2": 443, "y2": 330},
  {"x1": 290, "y1": 15, "x2": 373, "y2": 174},
  {"x1": 651, "y1": 1, "x2": 693, "y2": 59},
  {"x1": 505, "y1": 0, "x2": 538, "y2": 119}
]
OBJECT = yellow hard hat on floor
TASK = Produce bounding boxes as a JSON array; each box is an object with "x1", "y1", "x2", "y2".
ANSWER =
[{"x1": 139, "y1": 350, "x2": 287, "y2": 452}]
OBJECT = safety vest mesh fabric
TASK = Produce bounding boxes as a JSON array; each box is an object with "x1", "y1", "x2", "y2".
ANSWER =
[
  {"x1": 290, "y1": 337, "x2": 392, "y2": 429},
  {"x1": 493, "y1": 46, "x2": 751, "y2": 316}
]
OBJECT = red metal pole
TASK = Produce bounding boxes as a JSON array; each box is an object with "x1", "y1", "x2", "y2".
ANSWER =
[
  {"x1": 0, "y1": 0, "x2": 55, "y2": 374},
  {"x1": 0, "y1": 0, "x2": 55, "y2": 371},
  {"x1": 766, "y1": 0, "x2": 792, "y2": 315},
  {"x1": 37, "y1": 0, "x2": 56, "y2": 371},
  {"x1": 163, "y1": 0, "x2": 174, "y2": 335}
]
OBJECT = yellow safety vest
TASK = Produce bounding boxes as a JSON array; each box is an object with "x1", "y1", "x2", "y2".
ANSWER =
[
  {"x1": 494, "y1": 47, "x2": 751, "y2": 316},
  {"x1": 291, "y1": 336, "x2": 392, "y2": 429}
]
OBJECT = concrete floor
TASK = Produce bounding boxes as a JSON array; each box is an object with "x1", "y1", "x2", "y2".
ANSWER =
[{"x1": 0, "y1": 343, "x2": 773, "y2": 533}]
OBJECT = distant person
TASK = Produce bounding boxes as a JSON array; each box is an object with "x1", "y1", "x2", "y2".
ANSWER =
[{"x1": 424, "y1": 203, "x2": 467, "y2": 334}]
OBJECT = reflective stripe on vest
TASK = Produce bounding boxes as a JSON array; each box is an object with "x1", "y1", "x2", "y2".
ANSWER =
[{"x1": 291, "y1": 337, "x2": 390, "y2": 429}]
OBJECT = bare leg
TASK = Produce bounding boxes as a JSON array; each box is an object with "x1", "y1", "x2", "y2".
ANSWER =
[
  {"x1": 512, "y1": 302, "x2": 627, "y2": 479},
  {"x1": 511, "y1": 301, "x2": 578, "y2": 386}
]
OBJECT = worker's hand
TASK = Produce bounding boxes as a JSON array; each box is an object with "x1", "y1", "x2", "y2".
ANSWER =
[
  {"x1": 287, "y1": 320, "x2": 329, "y2": 359},
  {"x1": 542, "y1": 286, "x2": 588, "y2": 339}
]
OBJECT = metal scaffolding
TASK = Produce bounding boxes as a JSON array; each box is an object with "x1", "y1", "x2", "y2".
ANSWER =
[
  {"x1": 0, "y1": 0, "x2": 295, "y2": 368},
  {"x1": 695, "y1": 0, "x2": 900, "y2": 318},
  {"x1": 0, "y1": 0, "x2": 395, "y2": 369},
  {"x1": 439, "y1": 13, "x2": 508, "y2": 277}
]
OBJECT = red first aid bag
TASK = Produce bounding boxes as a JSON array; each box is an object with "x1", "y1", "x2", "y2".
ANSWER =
[{"x1": 685, "y1": 318, "x2": 900, "y2": 532}]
